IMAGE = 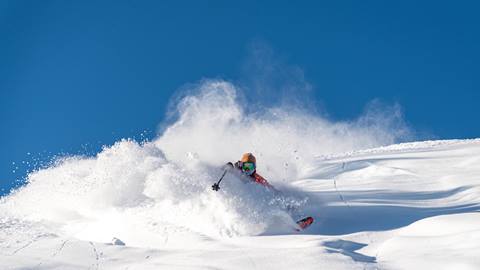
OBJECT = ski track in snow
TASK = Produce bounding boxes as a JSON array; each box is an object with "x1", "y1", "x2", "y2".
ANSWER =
[
  {"x1": 1, "y1": 139, "x2": 480, "y2": 269},
  {"x1": 35, "y1": 239, "x2": 69, "y2": 268},
  {"x1": 11, "y1": 240, "x2": 35, "y2": 255},
  {"x1": 331, "y1": 161, "x2": 378, "y2": 269},
  {"x1": 89, "y1": 241, "x2": 100, "y2": 270}
]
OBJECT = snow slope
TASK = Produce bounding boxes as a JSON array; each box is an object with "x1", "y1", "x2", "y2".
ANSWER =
[
  {"x1": 1, "y1": 138, "x2": 479, "y2": 270},
  {"x1": 1, "y1": 82, "x2": 479, "y2": 269}
]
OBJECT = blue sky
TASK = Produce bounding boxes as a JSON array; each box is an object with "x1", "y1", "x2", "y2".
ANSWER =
[{"x1": 1, "y1": 1, "x2": 479, "y2": 194}]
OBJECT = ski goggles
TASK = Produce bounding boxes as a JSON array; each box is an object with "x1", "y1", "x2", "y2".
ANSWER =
[{"x1": 241, "y1": 162, "x2": 256, "y2": 173}]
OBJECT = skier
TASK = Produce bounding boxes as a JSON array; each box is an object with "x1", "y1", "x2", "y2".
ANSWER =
[
  {"x1": 228, "y1": 153, "x2": 274, "y2": 188},
  {"x1": 211, "y1": 152, "x2": 314, "y2": 230},
  {"x1": 211, "y1": 153, "x2": 274, "y2": 191}
]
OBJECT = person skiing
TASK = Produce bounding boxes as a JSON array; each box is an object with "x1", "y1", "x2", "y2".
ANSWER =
[
  {"x1": 211, "y1": 153, "x2": 274, "y2": 191},
  {"x1": 229, "y1": 153, "x2": 274, "y2": 188},
  {"x1": 211, "y1": 152, "x2": 314, "y2": 230}
]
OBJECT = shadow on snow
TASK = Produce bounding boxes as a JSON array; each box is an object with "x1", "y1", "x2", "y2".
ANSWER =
[{"x1": 303, "y1": 186, "x2": 480, "y2": 235}]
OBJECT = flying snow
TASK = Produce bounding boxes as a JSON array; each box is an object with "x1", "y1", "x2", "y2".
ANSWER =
[{"x1": 0, "y1": 80, "x2": 409, "y2": 245}]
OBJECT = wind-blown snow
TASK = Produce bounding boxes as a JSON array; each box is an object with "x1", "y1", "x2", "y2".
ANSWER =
[
  {"x1": 156, "y1": 80, "x2": 409, "y2": 182},
  {"x1": 1, "y1": 81, "x2": 479, "y2": 269}
]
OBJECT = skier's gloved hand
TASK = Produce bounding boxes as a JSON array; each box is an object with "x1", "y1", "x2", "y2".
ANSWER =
[
  {"x1": 212, "y1": 183, "x2": 220, "y2": 191},
  {"x1": 225, "y1": 162, "x2": 234, "y2": 168}
]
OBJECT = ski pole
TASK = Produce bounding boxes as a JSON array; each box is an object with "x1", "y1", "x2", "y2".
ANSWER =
[{"x1": 212, "y1": 169, "x2": 228, "y2": 191}]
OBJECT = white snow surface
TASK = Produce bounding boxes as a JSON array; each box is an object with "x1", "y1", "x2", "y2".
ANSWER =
[
  {"x1": 1, "y1": 138, "x2": 479, "y2": 270},
  {"x1": 1, "y1": 82, "x2": 479, "y2": 269}
]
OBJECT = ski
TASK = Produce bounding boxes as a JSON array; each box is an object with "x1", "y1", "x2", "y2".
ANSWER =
[{"x1": 295, "y1": 216, "x2": 314, "y2": 231}]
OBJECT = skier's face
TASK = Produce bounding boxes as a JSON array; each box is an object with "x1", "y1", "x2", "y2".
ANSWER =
[{"x1": 241, "y1": 162, "x2": 255, "y2": 176}]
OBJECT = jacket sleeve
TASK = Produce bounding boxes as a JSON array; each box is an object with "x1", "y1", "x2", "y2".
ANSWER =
[{"x1": 252, "y1": 173, "x2": 274, "y2": 188}]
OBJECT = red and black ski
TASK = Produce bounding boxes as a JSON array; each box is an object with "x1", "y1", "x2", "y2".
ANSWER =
[{"x1": 295, "y1": 216, "x2": 314, "y2": 231}]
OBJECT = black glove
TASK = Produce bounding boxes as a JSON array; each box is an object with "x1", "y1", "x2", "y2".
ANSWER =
[{"x1": 212, "y1": 183, "x2": 220, "y2": 191}]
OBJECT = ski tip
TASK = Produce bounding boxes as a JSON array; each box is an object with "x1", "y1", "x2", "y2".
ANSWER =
[{"x1": 295, "y1": 216, "x2": 314, "y2": 231}]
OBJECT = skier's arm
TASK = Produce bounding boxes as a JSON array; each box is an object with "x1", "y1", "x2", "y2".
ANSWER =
[
  {"x1": 252, "y1": 173, "x2": 276, "y2": 190},
  {"x1": 211, "y1": 162, "x2": 235, "y2": 191}
]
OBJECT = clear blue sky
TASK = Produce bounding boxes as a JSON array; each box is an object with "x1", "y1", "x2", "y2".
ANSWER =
[{"x1": 1, "y1": 1, "x2": 479, "y2": 194}]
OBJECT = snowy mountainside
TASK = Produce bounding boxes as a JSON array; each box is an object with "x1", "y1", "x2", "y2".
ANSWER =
[
  {"x1": 1, "y1": 138, "x2": 479, "y2": 270},
  {"x1": 1, "y1": 82, "x2": 479, "y2": 269}
]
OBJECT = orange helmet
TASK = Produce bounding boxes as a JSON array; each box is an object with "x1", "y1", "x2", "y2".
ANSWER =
[{"x1": 240, "y1": 153, "x2": 256, "y2": 164}]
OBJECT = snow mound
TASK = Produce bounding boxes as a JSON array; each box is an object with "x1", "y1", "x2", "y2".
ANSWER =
[{"x1": 378, "y1": 213, "x2": 480, "y2": 270}]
